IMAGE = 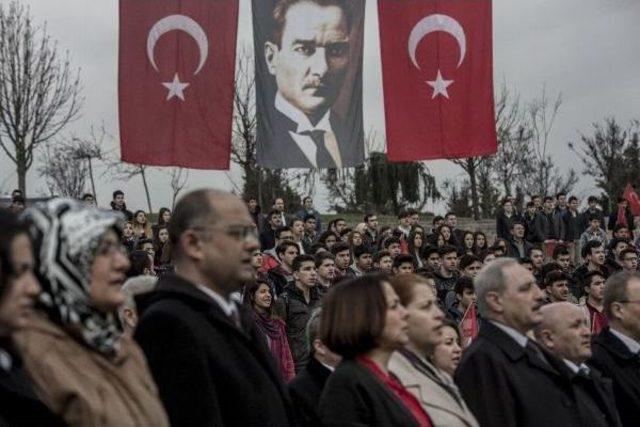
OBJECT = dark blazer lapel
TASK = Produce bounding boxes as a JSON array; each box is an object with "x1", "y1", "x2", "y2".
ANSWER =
[{"x1": 599, "y1": 328, "x2": 637, "y2": 362}]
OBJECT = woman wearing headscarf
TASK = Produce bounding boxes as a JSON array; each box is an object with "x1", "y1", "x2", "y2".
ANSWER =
[
  {"x1": 0, "y1": 210, "x2": 65, "y2": 426},
  {"x1": 14, "y1": 199, "x2": 168, "y2": 427}
]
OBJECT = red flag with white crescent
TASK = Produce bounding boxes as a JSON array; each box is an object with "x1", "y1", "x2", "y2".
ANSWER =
[
  {"x1": 378, "y1": 0, "x2": 497, "y2": 161},
  {"x1": 623, "y1": 183, "x2": 640, "y2": 216},
  {"x1": 119, "y1": 0, "x2": 239, "y2": 169}
]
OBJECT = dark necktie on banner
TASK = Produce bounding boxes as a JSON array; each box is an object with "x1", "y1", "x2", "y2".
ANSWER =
[
  {"x1": 252, "y1": 0, "x2": 366, "y2": 169},
  {"x1": 119, "y1": 0, "x2": 239, "y2": 169},
  {"x1": 378, "y1": 0, "x2": 497, "y2": 162},
  {"x1": 306, "y1": 130, "x2": 336, "y2": 169}
]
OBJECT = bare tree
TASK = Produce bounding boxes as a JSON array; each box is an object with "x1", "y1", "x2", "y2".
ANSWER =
[
  {"x1": 111, "y1": 163, "x2": 153, "y2": 213},
  {"x1": 38, "y1": 139, "x2": 87, "y2": 198},
  {"x1": 0, "y1": 1, "x2": 82, "y2": 194},
  {"x1": 71, "y1": 125, "x2": 106, "y2": 203},
  {"x1": 167, "y1": 167, "x2": 189, "y2": 209}
]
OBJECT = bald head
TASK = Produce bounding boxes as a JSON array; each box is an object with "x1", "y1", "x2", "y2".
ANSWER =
[{"x1": 534, "y1": 302, "x2": 592, "y2": 365}]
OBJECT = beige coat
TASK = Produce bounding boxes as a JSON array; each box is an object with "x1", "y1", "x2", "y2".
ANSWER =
[
  {"x1": 389, "y1": 351, "x2": 479, "y2": 427},
  {"x1": 13, "y1": 313, "x2": 168, "y2": 427}
]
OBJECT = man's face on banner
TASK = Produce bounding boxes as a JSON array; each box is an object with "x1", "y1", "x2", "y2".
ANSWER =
[{"x1": 266, "y1": 2, "x2": 350, "y2": 122}]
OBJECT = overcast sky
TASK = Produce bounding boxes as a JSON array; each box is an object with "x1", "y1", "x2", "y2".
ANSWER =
[{"x1": 2, "y1": 0, "x2": 639, "y2": 213}]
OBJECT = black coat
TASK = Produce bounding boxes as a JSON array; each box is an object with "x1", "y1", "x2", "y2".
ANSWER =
[
  {"x1": 134, "y1": 273, "x2": 295, "y2": 427},
  {"x1": 589, "y1": 327, "x2": 640, "y2": 427},
  {"x1": 319, "y1": 359, "x2": 420, "y2": 427},
  {"x1": 454, "y1": 321, "x2": 584, "y2": 427},
  {"x1": 0, "y1": 351, "x2": 66, "y2": 427},
  {"x1": 289, "y1": 357, "x2": 332, "y2": 427}
]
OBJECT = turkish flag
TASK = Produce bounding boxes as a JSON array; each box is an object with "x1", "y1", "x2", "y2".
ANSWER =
[
  {"x1": 623, "y1": 183, "x2": 640, "y2": 215},
  {"x1": 378, "y1": 0, "x2": 496, "y2": 161},
  {"x1": 119, "y1": 0, "x2": 239, "y2": 169},
  {"x1": 460, "y1": 303, "x2": 478, "y2": 348}
]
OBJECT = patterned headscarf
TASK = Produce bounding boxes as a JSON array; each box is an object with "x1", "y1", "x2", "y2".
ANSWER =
[{"x1": 22, "y1": 198, "x2": 125, "y2": 358}]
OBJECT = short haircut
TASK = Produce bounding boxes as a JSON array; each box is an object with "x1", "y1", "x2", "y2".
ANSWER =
[
  {"x1": 398, "y1": 210, "x2": 411, "y2": 219},
  {"x1": 136, "y1": 238, "x2": 153, "y2": 250},
  {"x1": 587, "y1": 196, "x2": 598, "y2": 203},
  {"x1": 544, "y1": 270, "x2": 570, "y2": 287},
  {"x1": 127, "y1": 250, "x2": 152, "y2": 277},
  {"x1": 271, "y1": 0, "x2": 353, "y2": 46},
  {"x1": 568, "y1": 196, "x2": 578, "y2": 203},
  {"x1": 309, "y1": 243, "x2": 327, "y2": 254},
  {"x1": 445, "y1": 212, "x2": 456, "y2": 218},
  {"x1": 169, "y1": 189, "x2": 218, "y2": 258},
  {"x1": 510, "y1": 219, "x2": 525, "y2": 229},
  {"x1": 608, "y1": 237, "x2": 629, "y2": 251},
  {"x1": 293, "y1": 254, "x2": 316, "y2": 272},
  {"x1": 364, "y1": 213, "x2": 376, "y2": 223},
  {"x1": 353, "y1": 245, "x2": 372, "y2": 258},
  {"x1": 303, "y1": 214, "x2": 316, "y2": 223},
  {"x1": 393, "y1": 254, "x2": 415, "y2": 269},
  {"x1": 383, "y1": 236, "x2": 400, "y2": 249},
  {"x1": 587, "y1": 213, "x2": 601, "y2": 223},
  {"x1": 432, "y1": 215, "x2": 443, "y2": 225},
  {"x1": 539, "y1": 262, "x2": 562, "y2": 282},
  {"x1": 112, "y1": 190, "x2": 124, "y2": 199},
  {"x1": 422, "y1": 246, "x2": 440, "y2": 259},
  {"x1": 613, "y1": 224, "x2": 629, "y2": 233},
  {"x1": 275, "y1": 226, "x2": 292, "y2": 239},
  {"x1": 388, "y1": 274, "x2": 434, "y2": 306},
  {"x1": 582, "y1": 270, "x2": 605, "y2": 289},
  {"x1": 556, "y1": 192, "x2": 566, "y2": 198},
  {"x1": 552, "y1": 244, "x2": 570, "y2": 259},
  {"x1": 528, "y1": 245, "x2": 543, "y2": 257},
  {"x1": 475, "y1": 258, "x2": 520, "y2": 316},
  {"x1": 81, "y1": 193, "x2": 94, "y2": 201},
  {"x1": 454, "y1": 276, "x2": 474, "y2": 295},
  {"x1": 603, "y1": 271, "x2": 640, "y2": 318},
  {"x1": 315, "y1": 251, "x2": 335, "y2": 268},
  {"x1": 619, "y1": 247, "x2": 638, "y2": 260},
  {"x1": 373, "y1": 250, "x2": 392, "y2": 264},
  {"x1": 320, "y1": 275, "x2": 388, "y2": 358},
  {"x1": 439, "y1": 245, "x2": 458, "y2": 257},
  {"x1": 267, "y1": 209, "x2": 281, "y2": 219},
  {"x1": 302, "y1": 196, "x2": 312, "y2": 204},
  {"x1": 331, "y1": 241, "x2": 350, "y2": 255},
  {"x1": 276, "y1": 240, "x2": 299, "y2": 257},
  {"x1": 582, "y1": 240, "x2": 603, "y2": 259},
  {"x1": 543, "y1": 196, "x2": 553, "y2": 203},
  {"x1": 526, "y1": 201, "x2": 535, "y2": 208},
  {"x1": 459, "y1": 254, "x2": 480, "y2": 270},
  {"x1": 306, "y1": 308, "x2": 323, "y2": 356}
]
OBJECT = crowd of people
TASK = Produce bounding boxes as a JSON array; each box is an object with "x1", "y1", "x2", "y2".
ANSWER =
[{"x1": 0, "y1": 187, "x2": 638, "y2": 426}]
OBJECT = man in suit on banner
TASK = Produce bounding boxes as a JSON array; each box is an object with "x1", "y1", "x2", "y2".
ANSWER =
[{"x1": 255, "y1": 0, "x2": 364, "y2": 169}]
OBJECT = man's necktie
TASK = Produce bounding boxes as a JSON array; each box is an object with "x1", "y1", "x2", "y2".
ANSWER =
[
  {"x1": 307, "y1": 130, "x2": 335, "y2": 169},
  {"x1": 577, "y1": 365, "x2": 591, "y2": 380}
]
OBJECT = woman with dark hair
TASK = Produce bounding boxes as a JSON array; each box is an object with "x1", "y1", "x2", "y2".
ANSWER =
[
  {"x1": 430, "y1": 225, "x2": 453, "y2": 248},
  {"x1": 152, "y1": 207, "x2": 171, "y2": 238},
  {"x1": 244, "y1": 281, "x2": 295, "y2": 382},
  {"x1": 462, "y1": 231, "x2": 475, "y2": 256},
  {"x1": 153, "y1": 225, "x2": 170, "y2": 266},
  {"x1": 121, "y1": 220, "x2": 137, "y2": 254},
  {"x1": 473, "y1": 231, "x2": 488, "y2": 255},
  {"x1": 389, "y1": 274, "x2": 479, "y2": 427},
  {"x1": 347, "y1": 230, "x2": 364, "y2": 254},
  {"x1": 132, "y1": 210, "x2": 152, "y2": 239},
  {"x1": 319, "y1": 275, "x2": 433, "y2": 427},
  {"x1": 16, "y1": 199, "x2": 168, "y2": 426},
  {"x1": 432, "y1": 318, "x2": 463, "y2": 377},
  {"x1": 407, "y1": 230, "x2": 425, "y2": 269},
  {"x1": 0, "y1": 210, "x2": 65, "y2": 426},
  {"x1": 128, "y1": 250, "x2": 154, "y2": 277},
  {"x1": 317, "y1": 231, "x2": 339, "y2": 251}
]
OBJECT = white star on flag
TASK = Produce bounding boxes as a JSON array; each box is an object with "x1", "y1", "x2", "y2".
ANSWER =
[
  {"x1": 427, "y1": 70, "x2": 454, "y2": 99},
  {"x1": 162, "y1": 73, "x2": 190, "y2": 101}
]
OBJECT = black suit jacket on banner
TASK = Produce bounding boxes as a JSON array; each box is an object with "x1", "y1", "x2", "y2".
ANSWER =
[
  {"x1": 258, "y1": 108, "x2": 363, "y2": 169},
  {"x1": 589, "y1": 327, "x2": 640, "y2": 427},
  {"x1": 134, "y1": 273, "x2": 294, "y2": 427},
  {"x1": 455, "y1": 321, "x2": 583, "y2": 427}
]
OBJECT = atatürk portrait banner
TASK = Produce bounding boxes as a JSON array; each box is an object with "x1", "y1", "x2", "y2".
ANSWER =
[{"x1": 253, "y1": 0, "x2": 365, "y2": 169}]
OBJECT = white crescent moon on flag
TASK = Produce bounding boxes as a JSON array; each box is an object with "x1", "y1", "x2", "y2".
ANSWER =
[
  {"x1": 408, "y1": 14, "x2": 466, "y2": 70},
  {"x1": 147, "y1": 14, "x2": 209, "y2": 75}
]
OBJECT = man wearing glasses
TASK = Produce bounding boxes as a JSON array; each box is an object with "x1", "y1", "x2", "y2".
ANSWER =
[
  {"x1": 589, "y1": 271, "x2": 640, "y2": 427},
  {"x1": 135, "y1": 189, "x2": 294, "y2": 426}
]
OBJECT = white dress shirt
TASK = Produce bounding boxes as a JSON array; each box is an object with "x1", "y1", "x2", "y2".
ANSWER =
[
  {"x1": 196, "y1": 284, "x2": 238, "y2": 318},
  {"x1": 610, "y1": 328, "x2": 640, "y2": 354},
  {"x1": 275, "y1": 93, "x2": 343, "y2": 168}
]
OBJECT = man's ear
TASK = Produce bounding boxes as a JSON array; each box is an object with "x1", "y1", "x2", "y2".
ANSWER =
[
  {"x1": 180, "y1": 231, "x2": 204, "y2": 262},
  {"x1": 122, "y1": 308, "x2": 138, "y2": 329},
  {"x1": 264, "y1": 41, "x2": 279, "y2": 76},
  {"x1": 485, "y1": 291, "x2": 503, "y2": 314},
  {"x1": 537, "y1": 330, "x2": 554, "y2": 350}
]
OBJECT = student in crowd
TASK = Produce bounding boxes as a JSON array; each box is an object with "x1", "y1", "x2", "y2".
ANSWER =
[
  {"x1": 315, "y1": 252, "x2": 336, "y2": 294},
  {"x1": 589, "y1": 271, "x2": 640, "y2": 427},
  {"x1": 350, "y1": 245, "x2": 373, "y2": 277},
  {"x1": 121, "y1": 220, "x2": 137, "y2": 254},
  {"x1": 579, "y1": 214, "x2": 608, "y2": 249},
  {"x1": 119, "y1": 274, "x2": 158, "y2": 334},
  {"x1": 288, "y1": 308, "x2": 341, "y2": 427},
  {"x1": 434, "y1": 245, "x2": 459, "y2": 309},
  {"x1": 17, "y1": 199, "x2": 168, "y2": 427},
  {"x1": 619, "y1": 247, "x2": 638, "y2": 272},
  {"x1": 535, "y1": 303, "x2": 622, "y2": 427},
  {"x1": 317, "y1": 230, "x2": 339, "y2": 251},
  {"x1": 388, "y1": 274, "x2": 479, "y2": 427},
  {"x1": 0, "y1": 210, "x2": 65, "y2": 426},
  {"x1": 459, "y1": 254, "x2": 482, "y2": 279},
  {"x1": 319, "y1": 275, "x2": 433, "y2": 427},
  {"x1": 134, "y1": 189, "x2": 294, "y2": 426},
  {"x1": 393, "y1": 254, "x2": 416, "y2": 275},
  {"x1": 460, "y1": 231, "x2": 475, "y2": 256},
  {"x1": 408, "y1": 230, "x2": 426, "y2": 269},
  {"x1": 244, "y1": 280, "x2": 295, "y2": 382},
  {"x1": 473, "y1": 231, "x2": 488, "y2": 255},
  {"x1": 261, "y1": 226, "x2": 294, "y2": 272},
  {"x1": 331, "y1": 242, "x2": 353, "y2": 281},
  {"x1": 267, "y1": 240, "x2": 299, "y2": 296},
  {"x1": 496, "y1": 198, "x2": 519, "y2": 240},
  {"x1": 132, "y1": 210, "x2": 153, "y2": 239},
  {"x1": 110, "y1": 190, "x2": 133, "y2": 220},
  {"x1": 447, "y1": 277, "x2": 477, "y2": 324},
  {"x1": 276, "y1": 255, "x2": 321, "y2": 373},
  {"x1": 373, "y1": 250, "x2": 394, "y2": 274},
  {"x1": 542, "y1": 270, "x2": 572, "y2": 304},
  {"x1": 153, "y1": 207, "x2": 171, "y2": 238}
]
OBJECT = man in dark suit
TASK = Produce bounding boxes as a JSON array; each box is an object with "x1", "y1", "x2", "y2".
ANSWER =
[
  {"x1": 134, "y1": 189, "x2": 294, "y2": 426},
  {"x1": 289, "y1": 308, "x2": 341, "y2": 426},
  {"x1": 455, "y1": 258, "x2": 585, "y2": 427},
  {"x1": 535, "y1": 302, "x2": 622, "y2": 427},
  {"x1": 589, "y1": 271, "x2": 640, "y2": 427},
  {"x1": 260, "y1": 0, "x2": 363, "y2": 168}
]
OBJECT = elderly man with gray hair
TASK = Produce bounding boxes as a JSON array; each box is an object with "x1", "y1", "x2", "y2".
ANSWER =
[
  {"x1": 454, "y1": 258, "x2": 588, "y2": 427},
  {"x1": 534, "y1": 303, "x2": 622, "y2": 427}
]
